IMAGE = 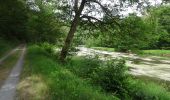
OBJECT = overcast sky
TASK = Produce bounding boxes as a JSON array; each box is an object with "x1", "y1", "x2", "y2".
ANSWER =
[
  {"x1": 81, "y1": 0, "x2": 163, "y2": 19},
  {"x1": 101, "y1": 0, "x2": 163, "y2": 16},
  {"x1": 122, "y1": 0, "x2": 162, "y2": 16}
]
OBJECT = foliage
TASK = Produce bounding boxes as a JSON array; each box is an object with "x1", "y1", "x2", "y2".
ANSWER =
[
  {"x1": 84, "y1": 5, "x2": 170, "y2": 51},
  {"x1": 0, "y1": 38, "x2": 18, "y2": 57},
  {"x1": 67, "y1": 56, "x2": 101, "y2": 78},
  {"x1": 129, "y1": 80, "x2": 170, "y2": 100},
  {"x1": 0, "y1": 0, "x2": 66, "y2": 44},
  {"x1": 84, "y1": 14, "x2": 154, "y2": 52},
  {"x1": 25, "y1": 1, "x2": 65, "y2": 44},
  {"x1": 39, "y1": 42, "x2": 55, "y2": 55},
  {"x1": 0, "y1": 0, "x2": 28, "y2": 41},
  {"x1": 17, "y1": 45, "x2": 170, "y2": 100},
  {"x1": 91, "y1": 59, "x2": 131, "y2": 99},
  {"x1": 141, "y1": 50, "x2": 170, "y2": 57},
  {"x1": 146, "y1": 5, "x2": 170, "y2": 49},
  {"x1": 17, "y1": 45, "x2": 119, "y2": 100},
  {"x1": 66, "y1": 55, "x2": 170, "y2": 100},
  {"x1": 114, "y1": 14, "x2": 152, "y2": 52}
]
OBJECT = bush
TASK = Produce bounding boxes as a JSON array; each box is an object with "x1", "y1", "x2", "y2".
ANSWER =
[
  {"x1": 129, "y1": 80, "x2": 170, "y2": 100},
  {"x1": 40, "y1": 42, "x2": 55, "y2": 54},
  {"x1": 49, "y1": 68, "x2": 118, "y2": 100},
  {"x1": 67, "y1": 57, "x2": 170, "y2": 100},
  {"x1": 68, "y1": 56, "x2": 101, "y2": 78},
  {"x1": 91, "y1": 59, "x2": 131, "y2": 99}
]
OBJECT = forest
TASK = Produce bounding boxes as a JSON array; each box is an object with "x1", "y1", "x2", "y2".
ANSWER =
[{"x1": 0, "y1": 0, "x2": 170, "y2": 100}]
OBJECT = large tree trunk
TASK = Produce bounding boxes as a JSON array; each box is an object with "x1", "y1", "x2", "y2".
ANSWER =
[
  {"x1": 59, "y1": 0, "x2": 86, "y2": 61},
  {"x1": 59, "y1": 14, "x2": 80, "y2": 61}
]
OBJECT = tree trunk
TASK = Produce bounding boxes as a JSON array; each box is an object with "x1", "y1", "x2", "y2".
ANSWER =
[
  {"x1": 59, "y1": 14, "x2": 80, "y2": 61},
  {"x1": 59, "y1": 0, "x2": 86, "y2": 61}
]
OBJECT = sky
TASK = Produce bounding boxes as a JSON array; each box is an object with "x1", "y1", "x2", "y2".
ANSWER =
[
  {"x1": 82, "y1": 0, "x2": 163, "y2": 19},
  {"x1": 102, "y1": 0, "x2": 163, "y2": 16},
  {"x1": 27, "y1": 0, "x2": 163, "y2": 19},
  {"x1": 121, "y1": 0, "x2": 162, "y2": 16}
]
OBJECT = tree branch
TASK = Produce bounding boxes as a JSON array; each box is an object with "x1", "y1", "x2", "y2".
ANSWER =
[
  {"x1": 77, "y1": 0, "x2": 86, "y2": 14},
  {"x1": 81, "y1": 15, "x2": 103, "y2": 23},
  {"x1": 86, "y1": 0, "x2": 120, "y2": 27},
  {"x1": 87, "y1": 0, "x2": 110, "y2": 15},
  {"x1": 74, "y1": 0, "x2": 78, "y2": 13}
]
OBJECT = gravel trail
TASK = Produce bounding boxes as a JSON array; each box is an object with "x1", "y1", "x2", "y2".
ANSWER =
[{"x1": 0, "y1": 45, "x2": 26, "y2": 100}]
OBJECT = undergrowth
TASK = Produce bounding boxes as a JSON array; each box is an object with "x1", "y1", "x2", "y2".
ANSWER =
[
  {"x1": 17, "y1": 44, "x2": 170, "y2": 100},
  {"x1": 17, "y1": 45, "x2": 118, "y2": 100}
]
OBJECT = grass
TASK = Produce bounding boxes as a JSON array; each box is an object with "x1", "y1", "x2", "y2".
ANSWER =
[
  {"x1": 91, "y1": 47, "x2": 170, "y2": 57},
  {"x1": 91, "y1": 47, "x2": 115, "y2": 52},
  {"x1": 141, "y1": 50, "x2": 170, "y2": 57},
  {"x1": 0, "y1": 50, "x2": 20, "y2": 87},
  {"x1": 129, "y1": 79, "x2": 170, "y2": 100},
  {"x1": 134, "y1": 75, "x2": 170, "y2": 91},
  {"x1": 17, "y1": 45, "x2": 119, "y2": 100},
  {"x1": 91, "y1": 47, "x2": 170, "y2": 60},
  {"x1": 66, "y1": 56, "x2": 170, "y2": 100},
  {"x1": 17, "y1": 45, "x2": 170, "y2": 100}
]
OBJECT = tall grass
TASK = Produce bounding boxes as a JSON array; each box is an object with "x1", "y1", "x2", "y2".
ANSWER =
[
  {"x1": 141, "y1": 50, "x2": 170, "y2": 57},
  {"x1": 17, "y1": 45, "x2": 118, "y2": 100},
  {"x1": 66, "y1": 56, "x2": 170, "y2": 100},
  {"x1": 17, "y1": 45, "x2": 170, "y2": 100}
]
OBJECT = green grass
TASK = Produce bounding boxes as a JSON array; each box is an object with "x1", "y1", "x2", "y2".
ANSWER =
[
  {"x1": 17, "y1": 45, "x2": 170, "y2": 100},
  {"x1": 91, "y1": 47, "x2": 170, "y2": 59},
  {"x1": 91, "y1": 47, "x2": 115, "y2": 52},
  {"x1": 134, "y1": 75, "x2": 170, "y2": 91},
  {"x1": 129, "y1": 79, "x2": 170, "y2": 100},
  {"x1": 141, "y1": 50, "x2": 170, "y2": 57},
  {"x1": 66, "y1": 56, "x2": 170, "y2": 100},
  {"x1": 17, "y1": 45, "x2": 118, "y2": 100}
]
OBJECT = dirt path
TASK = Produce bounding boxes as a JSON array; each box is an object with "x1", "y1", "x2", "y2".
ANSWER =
[
  {"x1": 0, "y1": 46, "x2": 26, "y2": 100},
  {"x1": 76, "y1": 46, "x2": 170, "y2": 81}
]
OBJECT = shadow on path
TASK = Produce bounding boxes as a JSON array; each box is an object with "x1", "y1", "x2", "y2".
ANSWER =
[{"x1": 0, "y1": 45, "x2": 26, "y2": 100}]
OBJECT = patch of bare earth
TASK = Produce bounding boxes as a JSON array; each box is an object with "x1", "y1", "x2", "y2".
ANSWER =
[{"x1": 16, "y1": 75, "x2": 49, "y2": 100}]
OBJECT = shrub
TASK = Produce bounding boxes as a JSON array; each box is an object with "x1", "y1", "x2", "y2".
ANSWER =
[
  {"x1": 49, "y1": 68, "x2": 119, "y2": 100},
  {"x1": 129, "y1": 80, "x2": 170, "y2": 100},
  {"x1": 68, "y1": 56, "x2": 101, "y2": 78},
  {"x1": 91, "y1": 59, "x2": 131, "y2": 99},
  {"x1": 40, "y1": 42, "x2": 55, "y2": 55},
  {"x1": 66, "y1": 55, "x2": 170, "y2": 100}
]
